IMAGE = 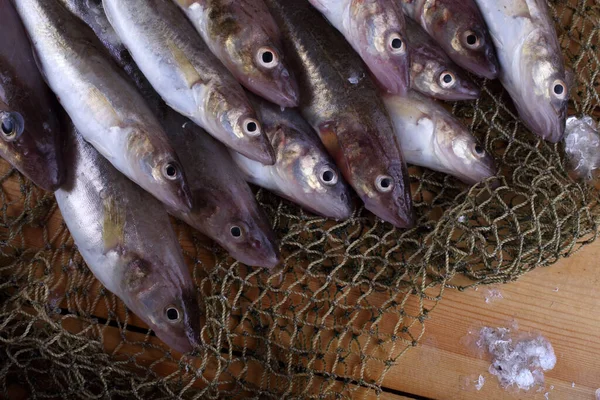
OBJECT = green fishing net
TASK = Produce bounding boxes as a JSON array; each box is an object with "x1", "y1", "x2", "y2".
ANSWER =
[{"x1": 1, "y1": 1, "x2": 599, "y2": 398}]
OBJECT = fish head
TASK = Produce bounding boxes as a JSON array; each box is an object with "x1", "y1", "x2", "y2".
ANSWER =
[
  {"x1": 349, "y1": 0, "x2": 410, "y2": 94},
  {"x1": 515, "y1": 32, "x2": 569, "y2": 143},
  {"x1": 205, "y1": 86, "x2": 276, "y2": 164},
  {"x1": 322, "y1": 121, "x2": 413, "y2": 228},
  {"x1": 424, "y1": 1, "x2": 498, "y2": 79},
  {"x1": 411, "y1": 59, "x2": 481, "y2": 101},
  {"x1": 218, "y1": 14, "x2": 299, "y2": 107},
  {"x1": 123, "y1": 258, "x2": 202, "y2": 354},
  {"x1": 197, "y1": 184, "x2": 281, "y2": 269},
  {"x1": 273, "y1": 125, "x2": 353, "y2": 220},
  {"x1": 434, "y1": 116, "x2": 496, "y2": 184},
  {"x1": 242, "y1": 41, "x2": 300, "y2": 108},
  {"x1": 129, "y1": 126, "x2": 193, "y2": 212},
  {"x1": 0, "y1": 102, "x2": 64, "y2": 191}
]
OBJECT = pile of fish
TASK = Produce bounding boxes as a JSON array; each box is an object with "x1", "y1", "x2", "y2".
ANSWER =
[{"x1": 0, "y1": 0, "x2": 569, "y2": 352}]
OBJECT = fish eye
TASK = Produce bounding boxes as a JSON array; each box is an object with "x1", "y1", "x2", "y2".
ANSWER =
[
  {"x1": 319, "y1": 166, "x2": 338, "y2": 186},
  {"x1": 387, "y1": 33, "x2": 405, "y2": 54},
  {"x1": 165, "y1": 306, "x2": 181, "y2": 322},
  {"x1": 439, "y1": 71, "x2": 456, "y2": 89},
  {"x1": 242, "y1": 118, "x2": 262, "y2": 137},
  {"x1": 472, "y1": 143, "x2": 486, "y2": 157},
  {"x1": 552, "y1": 80, "x2": 567, "y2": 99},
  {"x1": 162, "y1": 162, "x2": 180, "y2": 180},
  {"x1": 0, "y1": 112, "x2": 24, "y2": 141},
  {"x1": 463, "y1": 30, "x2": 482, "y2": 49},
  {"x1": 375, "y1": 175, "x2": 394, "y2": 193},
  {"x1": 256, "y1": 47, "x2": 279, "y2": 69},
  {"x1": 230, "y1": 225, "x2": 242, "y2": 238}
]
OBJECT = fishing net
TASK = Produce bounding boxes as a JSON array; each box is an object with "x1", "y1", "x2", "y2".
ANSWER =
[{"x1": 1, "y1": 1, "x2": 599, "y2": 398}]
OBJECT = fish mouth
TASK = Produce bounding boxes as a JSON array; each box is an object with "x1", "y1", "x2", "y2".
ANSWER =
[
  {"x1": 16, "y1": 145, "x2": 65, "y2": 191},
  {"x1": 249, "y1": 68, "x2": 300, "y2": 108}
]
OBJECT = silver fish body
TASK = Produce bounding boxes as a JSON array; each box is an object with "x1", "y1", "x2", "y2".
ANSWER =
[
  {"x1": 308, "y1": 0, "x2": 410, "y2": 95},
  {"x1": 174, "y1": 0, "x2": 300, "y2": 108},
  {"x1": 264, "y1": 0, "x2": 414, "y2": 228},
  {"x1": 405, "y1": 18, "x2": 480, "y2": 101},
  {"x1": 0, "y1": 0, "x2": 64, "y2": 191},
  {"x1": 103, "y1": 0, "x2": 276, "y2": 165},
  {"x1": 474, "y1": 0, "x2": 569, "y2": 143},
  {"x1": 400, "y1": 0, "x2": 499, "y2": 79},
  {"x1": 61, "y1": 0, "x2": 280, "y2": 268},
  {"x1": 55, "y1": 123, "x2": 201, "y2": 354},
  {"x1": 231, "y1": 93, "x2": 353, "y2": 220},
  {"x1": 14, "y1": 0, "x2": 192, "y2": 212},
  {"x1": 384, "y1": 91, "x2": 496, "y2": 184}
]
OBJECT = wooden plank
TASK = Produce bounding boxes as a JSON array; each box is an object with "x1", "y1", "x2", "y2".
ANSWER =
[{"x1": 379, "y1": 239, "x2": 600, "y2": 399}]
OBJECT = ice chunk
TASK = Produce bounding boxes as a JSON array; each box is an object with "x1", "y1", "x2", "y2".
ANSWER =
[
  {"x1": 475, "y1": 326, "x2": 556, "y2": 391},
  {"x1": 484, "y1": 287, "x2": 504, "y2": 303},
  {"x1": 564, "y1": 115, "x2": 600, "y2": 180}
]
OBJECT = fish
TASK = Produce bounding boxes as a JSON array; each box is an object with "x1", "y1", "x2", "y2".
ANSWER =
[
  {"x1": 231, "y1": 93, "x2": 353, "y2": 220},
  {"x1": 264, "y1": 0, "x2": 414, "y2": 228},
  {"x1": 174, "y1": 0, "x2": 300, "y2": 108},
  {"x1": 60, "y1": 0, "x2": 281, "y2": 268},
  {"x1": 474, "y1": 0, "x2": 569, "y2": 143},
  {"x1": 164, "y1": 112, "x2": 281, "y2": 268},
  {"x1": 55, "y1": 122, "x2": 201, "y2": 354},
  {"x1": 0, "y1": 0, "x2": 64, "y2": 191},
  {"x1": 13, "y1": 0, "x2": 193, "y2": 213},
  {"x1": 400, "y1": 0, "x2": 499, "y2": 80},
  {"x1": 384, "y1": 91, "x2": 496, "y2": 184},
  {"x1": 308, "y1": 0, "x2": 410, "y2": 95},
  {"x1": 102, "y1": 0, "x2": 276, "y2": 165},
  {"x1": 405, "y1": 18, "x2": 480, "y2": 101}
]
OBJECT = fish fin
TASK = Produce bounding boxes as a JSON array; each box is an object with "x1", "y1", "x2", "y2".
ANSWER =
[
  {"x1": 317, "y1": 122, "x2": 343, "y2": 163},
  {"x1": 173, "y1": 0, "x2": 202, "y2": 8},
  {"x1": 102, "y1": 194, "x2": 126, "y2": 253},
  {"x1": 166, "y1": 39, "x2": 205, "y2": 89},
  {"x1": 524, "y1": 0, "x2": 551, "y2": 21},
  {"x1": 86, "y1": 86, "x2": 123, "y2": 126}
]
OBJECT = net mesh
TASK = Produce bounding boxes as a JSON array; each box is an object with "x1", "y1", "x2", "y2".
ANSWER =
[{"x1": 1, "y1": 1, "x2": 599, "y2": 398}]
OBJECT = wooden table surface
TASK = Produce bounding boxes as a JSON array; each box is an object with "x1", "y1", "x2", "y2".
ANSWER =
[{"x1": 380, "y1": 237, "x2": 600, "y2": 400}]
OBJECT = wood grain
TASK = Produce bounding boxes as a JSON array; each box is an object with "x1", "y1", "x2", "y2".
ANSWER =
[{"x1": 379, "y1": 239, "x2": 600, "y2": 400}]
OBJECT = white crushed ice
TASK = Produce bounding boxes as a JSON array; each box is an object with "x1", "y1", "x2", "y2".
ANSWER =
[
  {"x1": 484, "y1": 287, "x2": 504, "y2": 303},
  {"x1": 475, "y1": 375, "x2": 485, "y2": 391},
  {"x1": 476, "y1": 326, "x2": 556, "y2": 391},
  {"x1": 595, "y1": 388, "x2": 600, "y2": 400},
  {"x1": 564, "y1": 115, "x2": 600, "y2": 180}
]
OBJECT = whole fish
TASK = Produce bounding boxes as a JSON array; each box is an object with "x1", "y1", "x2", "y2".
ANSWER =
[
  {"x1": 400, "y1": 0, "x2": 499, "y2": 80},
  {"x1": 103, "y1": 0, "x2": 276, "y2": 165},
  {"x1": 384, "y1": 91, "x2": 496, "y2": 184},
  {"x1": 173, "y1": 0, "x2": 299, "y2": 108},
  {"x1": 474, "y1": 0, "x2": 569, "y2": 143},
  {"x1": 0, "y1": 0, "x2": 64, "y2": 191},
  {"x1": 308, "y1": 0, "x2": 410, "y2": 95},
  {"x1": 14, "y1": 0, "x2": 193, "y2": 213},
  {"x1": 231, "y1": 93, "x2": 353, "y2": 220},
  {"x1": 55, "y1": 123, "x2": 201, "y2": 354},
  {"x1": 164, "y1": 112, "x2": 281, "y2": 268},
  {"x1": 60, "y1": 0, "x2": 281, "y2": 268},
  {"x1": 264, "y1": 0, "x2": 414, "y2": 228},
  {"x1": 406, "y1": 18, "x2": 480, "y2": 101}
]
